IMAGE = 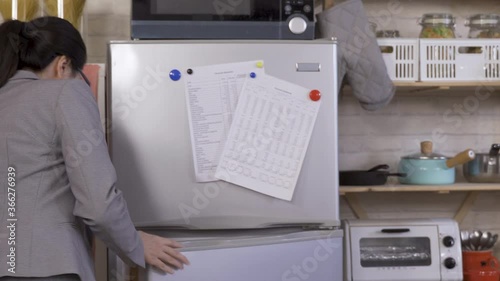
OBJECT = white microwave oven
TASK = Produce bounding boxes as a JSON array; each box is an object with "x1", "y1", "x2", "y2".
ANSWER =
[
  {"x1": 131, "y1": 0, "x2": 316, "y2": 39},
  {"x1": 343, "y1": 218, "x2": 463, "y2": 281}
]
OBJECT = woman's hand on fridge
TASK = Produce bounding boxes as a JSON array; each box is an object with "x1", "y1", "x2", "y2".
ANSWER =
[{"x1": 139, "y1": 231, "x2": 191, "y2": 274}]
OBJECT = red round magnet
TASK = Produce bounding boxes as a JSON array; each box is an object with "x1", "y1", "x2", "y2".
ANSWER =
[{"x1": 309, "y1": 89, "x2": 321, "y2": 101}]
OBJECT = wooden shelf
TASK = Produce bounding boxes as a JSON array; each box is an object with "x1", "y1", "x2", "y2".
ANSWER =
[
  {"x1": 341, "y1": 81, "x2": 500, "y2": 95},
  {"x1": 393, "y1": 81, "x2": 500, "y2": 88},
  {"x1": 340, "y1": 183, "x2": 500, "y2": 195},
  {"x1": 340, "y1": 184, "x2": 499, "y2": 223},
  {"x1": 392, "y1": 81, "x2": 500, "y2": 93}
]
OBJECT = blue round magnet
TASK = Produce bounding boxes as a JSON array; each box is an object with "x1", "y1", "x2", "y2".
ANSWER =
[
  {"x1": 169, "y1": 69, "x2": 181, "y2": 81},
  {"x1": 250, "y1": 72, "x2": 257, "y2": 78}
]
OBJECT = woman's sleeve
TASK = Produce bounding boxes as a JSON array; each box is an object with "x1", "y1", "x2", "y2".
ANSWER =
[{"x1": 55, "y1": 79, "x2": 145, "y2": 268}]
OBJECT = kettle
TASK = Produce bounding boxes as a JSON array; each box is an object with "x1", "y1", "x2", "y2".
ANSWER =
[{"x1": 463, "y1": 144, "x2": 500, "y2": 183}]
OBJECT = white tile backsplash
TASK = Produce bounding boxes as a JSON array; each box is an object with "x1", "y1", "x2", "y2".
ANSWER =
[
  {"x1": 397, "y1": 96, "x2": 441, "y2": 116},
  {"x1": 87, "y1": 14, "x2": 129, "y2": 37},
  {"x1": 113, "y1": 0, "x2": 131, "y2": 16},
  {"x1": 84, "y1": 0, "x2": 131, "y2": 63},
  {"x1": 85, "y1": 35, "x2": 112, "y2": 58},
  {"x1": 339, "y1": 96, "x2": 500, "y2": 169},
  {"x1": 85, "y1": 0, "x2": 114, "y2": 15}
]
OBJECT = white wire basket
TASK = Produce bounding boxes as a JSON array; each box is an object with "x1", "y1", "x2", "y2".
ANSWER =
[
  {"x1": 378, "y1": 38, "x2": 419, "y2": 82},
  {"x1": 420, "y1": 39, "x2": 500, "y2": 81}
]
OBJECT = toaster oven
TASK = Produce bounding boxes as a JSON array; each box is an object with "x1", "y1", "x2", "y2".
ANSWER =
[{"x1": 343, "y1": 218, "x2": 463, "y2": 281}]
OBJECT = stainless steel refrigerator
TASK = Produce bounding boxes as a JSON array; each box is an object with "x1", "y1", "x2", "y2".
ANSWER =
[{"x1": 106, "y1": 40, "x2": 342, "y2": 281}]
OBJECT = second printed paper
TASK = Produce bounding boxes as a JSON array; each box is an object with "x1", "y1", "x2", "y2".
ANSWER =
[{"x1": 215, "y1": 73, "x2": 321, "y2": 201}]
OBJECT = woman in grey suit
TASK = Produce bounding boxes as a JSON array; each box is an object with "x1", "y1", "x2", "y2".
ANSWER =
[{"x1": 0, "y1": 17, "x2": 189, "y2": 280}]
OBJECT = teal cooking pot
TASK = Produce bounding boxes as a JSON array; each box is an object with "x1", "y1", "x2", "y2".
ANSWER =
[{"x1": 398, "y1": 141, "x2": 475, "y2": 185}]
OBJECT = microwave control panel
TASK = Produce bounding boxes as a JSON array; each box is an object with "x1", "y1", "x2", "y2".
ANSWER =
[{"x1": 283, "y1": 0, "x2": 314, "y2": 20}]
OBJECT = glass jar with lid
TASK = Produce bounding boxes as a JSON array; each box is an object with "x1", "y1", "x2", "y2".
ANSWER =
[
  {"x1": 466, "y1": 14, "x2": 500, "y2": 38},
  {"x1": 419, "y1": 13, "x2": 456, "y2": 38}
]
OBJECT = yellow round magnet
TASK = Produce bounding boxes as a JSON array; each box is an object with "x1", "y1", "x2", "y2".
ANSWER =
[{"x1": 256, "y1": 61, "x2": 264, "y2": 68}]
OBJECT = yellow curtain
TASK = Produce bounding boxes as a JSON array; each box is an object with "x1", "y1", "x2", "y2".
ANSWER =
[
  {"x1": 43, "y1": 0, "x2": 85, "y2": 28},
  {"x1": 0, "y1": 0, "x2": 85, "y2": 29},
  {"x1": 0, "y1": 0, "x2": 40, "y2": 21}
]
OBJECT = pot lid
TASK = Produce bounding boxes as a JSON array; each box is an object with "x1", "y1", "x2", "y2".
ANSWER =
[
  {"x1": 420, "y1": 13, "x2": 455, "y2": 25},
  {"x1": 402, "y1": 141, "x2": 448, "y2": 160},
  {"x1": 466, "y1": 14, "x2": 500, "y2": 27},
  {"x1": 402, "y1": 152, "x2": 447, "y2": 160}
]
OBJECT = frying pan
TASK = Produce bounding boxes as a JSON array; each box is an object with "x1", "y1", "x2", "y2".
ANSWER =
[{"x1": 339, "y1": 164, "x2": 406, "y2": 186}]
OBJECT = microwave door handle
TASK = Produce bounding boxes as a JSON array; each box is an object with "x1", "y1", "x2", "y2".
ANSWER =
[{"x1": 381, "y1": 228, "x2": 410, "y2": 233}]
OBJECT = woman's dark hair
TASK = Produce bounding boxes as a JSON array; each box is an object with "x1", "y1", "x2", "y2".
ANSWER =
[{"x1": 0, "y1": 16, "x2": 87, "y2": 88}]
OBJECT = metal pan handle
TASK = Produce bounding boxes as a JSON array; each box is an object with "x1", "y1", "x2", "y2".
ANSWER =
[
  {"x1": 386, "y1": 173, "x2": 407, "y2": 178},
  {"x1": 489, "y1": 144, "x2": 500, "y2": 157},
  {"x1": 367, "y1": 164, "x2": 390, "y2": 172},
  {"x1": 381, "y1": 228, "x2": 410, "y2": 233}
]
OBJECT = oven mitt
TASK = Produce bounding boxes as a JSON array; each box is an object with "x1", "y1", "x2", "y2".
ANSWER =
[{"x1": 316, "y1": 0, "x2": 395, "y2": 111}]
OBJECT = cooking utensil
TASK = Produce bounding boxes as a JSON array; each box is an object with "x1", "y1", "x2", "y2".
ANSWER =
[
  {"x1": 470, "y1": 230, "x2": 483, "y2": 251},
  {"x1": 478, "y1": 231, "x2": 492, "y2": 251},
  {"x1": 339, "y1": 164, "x2": 406, "y2": 186},
  {"x1": 399, "y1": 141, "x2": 475, "y2": 185},
  {"x1": 461, "y1": 230, "x2": 471, "y2": 250},
  {"x1": 487, "y1": 234, "x2": 498, "y2": 249},
  {"x1": 464, "y1": 144, "x2": 500, "y2": 183},
  {"x1": 463, "y1": 231, "x2": 499, "y2": 251}
]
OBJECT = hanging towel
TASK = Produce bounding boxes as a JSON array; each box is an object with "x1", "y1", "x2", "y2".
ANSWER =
[{"x1": 317, "y1": 0, "x2": 395, "y2": 111}]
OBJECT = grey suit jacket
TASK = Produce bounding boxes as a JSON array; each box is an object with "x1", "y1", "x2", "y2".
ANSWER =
[{"x1": 0, "y1": 71, "x2": 145, "y2": 280}]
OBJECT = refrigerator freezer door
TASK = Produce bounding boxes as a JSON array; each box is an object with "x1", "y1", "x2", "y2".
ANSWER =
[
  {"x1": 108, "y1": 40, "x2": 339, "y2": 229},
  {"x1": 138, "y1": 230, "x2": 343, "y2": 281}
]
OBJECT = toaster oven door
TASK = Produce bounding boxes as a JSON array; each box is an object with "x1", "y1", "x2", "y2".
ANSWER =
[{"x1": 349, "y1": 226, "x2": 441, "y2": 281}]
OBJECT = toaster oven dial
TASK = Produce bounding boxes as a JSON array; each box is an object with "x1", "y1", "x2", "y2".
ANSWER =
[
  {"x1": 442, "y1": 236, "x2": 455, "y2": 247},
  {"x1": 444, "y1": 257, "x2": 456, "y2": 269}
]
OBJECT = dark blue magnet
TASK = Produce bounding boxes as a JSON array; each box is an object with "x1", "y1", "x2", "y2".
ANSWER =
[
  {"x1": 169, "y1": 69, "x2": 182, "y2": 81},
  {"x1": 250, "y1": 72, "x2": 257, "y2": 78}
]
